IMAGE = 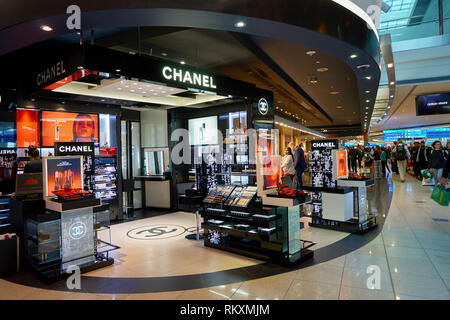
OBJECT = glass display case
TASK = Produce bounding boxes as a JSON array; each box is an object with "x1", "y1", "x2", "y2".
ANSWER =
[{"x1": 26, "y1": 219, "x2": 61, "y2": 265}]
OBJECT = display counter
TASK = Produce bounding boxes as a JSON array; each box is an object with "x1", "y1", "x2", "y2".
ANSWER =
[
  {"x1": 199, "y1": 185, "x2": 315, "y2": 266},
  {"x1": 135, "y1": 175, "x2": 172, "y2": 209},
  {"x1": 11, "y1": 196, "x2": 117, "y2": 282}
]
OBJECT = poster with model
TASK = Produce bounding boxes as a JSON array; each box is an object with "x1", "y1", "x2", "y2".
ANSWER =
[
  {"x1": 17, "y1": 108, "x2": 40, "y2": 147},
  {"x1": 41, "y1": 111, "x2": 99, "y2": 146},
  {"x1": 43, "y1": 156, "x2": 83, "y2": 197},
  {"x1": 188, "y1": 116, "x2": 218, "y2": 145}
]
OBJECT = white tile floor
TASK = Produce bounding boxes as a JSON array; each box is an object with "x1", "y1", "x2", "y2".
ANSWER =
[{"x1": 0, "y1": 173, "x2": 449, "y2": 300}]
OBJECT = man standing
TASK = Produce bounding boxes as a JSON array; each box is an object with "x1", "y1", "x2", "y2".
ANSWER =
[
  {"x1": 411, "y1": 142, "x2": 420, "y2": 178},
  {"x1": 393, "y1": 139, "x2": 410, "y2": 182},
  {"x1": 294, "y1": 143, "x2": 307, "y2": 190},
  {"x1": 416, "y1": 141, "x2": 429, "y2": 180}
]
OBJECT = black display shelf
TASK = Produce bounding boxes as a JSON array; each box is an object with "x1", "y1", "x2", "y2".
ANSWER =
[
  {"x1": 201, "y1": 192, "x2": 315, "y2": 266},
  {"x1": 309, "y1": 215, "x2": 378, "y2": 234}
]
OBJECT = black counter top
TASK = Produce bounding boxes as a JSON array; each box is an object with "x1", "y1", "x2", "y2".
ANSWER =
[
  {"x1": 302, "y1": 185, "x2": 354, "y2": 194},
  {"x1": 134, "y1": 175, "x2": 170, "y2": 181}
]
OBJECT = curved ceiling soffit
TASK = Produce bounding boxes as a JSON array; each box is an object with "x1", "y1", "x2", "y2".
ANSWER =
[{"x1": 0, "y1": 1, "x2": 381, "y2": 125}]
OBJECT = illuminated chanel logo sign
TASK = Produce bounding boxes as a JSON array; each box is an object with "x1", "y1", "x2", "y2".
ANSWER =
[
  {"x1": 162, "y1": 66, "x2": 217, "y2": 89},
  {"x1": 258, "y1": 98, "x2": 269, "y2": 115},
  {"x1": 69, "y1": 222, "x2": 86, "y2": 240}
]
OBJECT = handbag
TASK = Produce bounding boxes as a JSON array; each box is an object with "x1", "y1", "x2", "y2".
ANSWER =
[{"x1": 431, "y1": 186, "x2": 450, "y2": 206}]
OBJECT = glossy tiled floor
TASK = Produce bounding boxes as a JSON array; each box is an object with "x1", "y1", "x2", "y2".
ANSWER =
[{"x1": 1, "y1": 174, "x2": 449, "y2": 300}]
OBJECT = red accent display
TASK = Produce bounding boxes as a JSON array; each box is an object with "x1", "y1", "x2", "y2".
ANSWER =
[
  {"x1": 99, "y1": 148, "x2": 117, "y2": 155},
  {"x1": 17, "y1": 109, "x2": 40, "y2": 147},
  {"x1": 43, "y1": 70, "x2": 98, "y2": 90}
]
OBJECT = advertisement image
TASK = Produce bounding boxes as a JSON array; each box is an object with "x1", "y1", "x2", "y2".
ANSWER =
[
  {"x1": 188, "y1": 116, "x2": 218, "y2": 145},
  {"x1": 44, "y1": 156, "x2": 83, "y2": 197},
  {"x1": 42, "y1": 111, "x2": 99, "y2": 146},
  {"x1": 261, "y1": 156, "x2": 280, "y2": 191},
  {"x1": 17, "y1": 108, "x2": 40, "y2": 147}
]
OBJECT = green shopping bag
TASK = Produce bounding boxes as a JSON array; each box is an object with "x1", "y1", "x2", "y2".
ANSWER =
[
  {"x1": 431, "y1": 186, "x2": 450, "y2": 206},
  {"x1": 422, "y1": 169, "x2": 433, "y2": 179}
]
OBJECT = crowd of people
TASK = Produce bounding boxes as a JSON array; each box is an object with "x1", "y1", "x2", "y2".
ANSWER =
[
  {"x1": 280, "y1": 140, "x2": 449, "y2": 190},
  {"x1": 345, "y1": 140, "x2": 450, "y2": 185},
  {"x1": 280, "y1": 142, "x2": 308, "y2": 190}
]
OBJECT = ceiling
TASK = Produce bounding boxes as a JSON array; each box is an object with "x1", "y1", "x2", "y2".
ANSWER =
[
  {"x1": 92, "y1": 27, "x2": 365, "y2": 129},
  {"x1": 370, "y1": 81, "x2": 450, "y2": 135}
]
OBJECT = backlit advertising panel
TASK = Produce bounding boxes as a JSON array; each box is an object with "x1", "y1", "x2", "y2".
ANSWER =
[
  {"x1": 17, "y1": 108, "x2": 40, "y2": 147},
  {"x1": 42, "y1": 111, "x2": 99, "y2": 147}
]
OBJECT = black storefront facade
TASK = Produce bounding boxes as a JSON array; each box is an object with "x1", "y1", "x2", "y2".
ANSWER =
[{"x1": 0, "y1": 42, "x2": 281, "y2": 280}]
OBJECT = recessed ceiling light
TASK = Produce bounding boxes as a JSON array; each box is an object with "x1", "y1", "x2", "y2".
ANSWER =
[
  {"x1": 161, "y1": 52, "x2": 168, "y2": 56},
  {"x1": 390, "y1": 81, "x2": 395, "y2": 85},
  {"x1": 180, "y1": 61, "x2": 186, "y2": 65},
  {"x1": 40, "y1": 25, "x2": 53, "y2": 32},
  {"x1": 366, "y1": 100, "x2": 370, "y2": 103},
  {"x1": 234, "y1": 21, "x2": 246, "y2": 28},
  {"x1": 365, "y1": 90, "x2": 370, "y2": 93},
  {"x1": 365, "y1": 76, "x2": 371, "y2": 80},
  {"x1": 390, "y1": 95, "x2": 394, "y2": 98},
  {"x1": 387, "y1": 63, "x2": 394, "y2": 68},
  {"x1": 350, "y1": 54, "x2": 358, "y2": 59},
  {"x1": 116, "y1": 69, "x2": 121, "y2": 72},
  {"x1": 330, "y1": 91, "x2": 340, "y2": 95},
  {"x1": 336, "y1": 106, "x2": 343, "y2": 109},
  {"x1": 128, "y1": 51, "x2": 136, "y2": 55},
  {"x1": 317, "y1": 67, "x2": 329, "y2": 72},
  {"x1": 306, "y1": 50, "x2": 316, "y2": 56}
]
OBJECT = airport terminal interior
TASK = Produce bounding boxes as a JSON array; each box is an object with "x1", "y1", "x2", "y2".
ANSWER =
[{"x1": 0, "y1": 0, "x2": 449, "y2": 301}]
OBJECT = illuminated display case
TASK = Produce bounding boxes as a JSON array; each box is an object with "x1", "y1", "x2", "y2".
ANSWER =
[{"x1": 26, "y1": 219, "x2": 61, "y2": 266}]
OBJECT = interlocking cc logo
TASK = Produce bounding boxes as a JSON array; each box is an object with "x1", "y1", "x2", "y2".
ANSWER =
[
  {"x1": 127, "y1": 224, "x2": 187, "y2": 240},
  {"x1": 69, "y1": 221, "x2": 86, "y2": 240},
  {"x1": 258, "y1": 98, "x2": 269, "y2": 115}
]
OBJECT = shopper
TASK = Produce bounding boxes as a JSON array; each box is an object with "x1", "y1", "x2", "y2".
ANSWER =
[
  {"x1": 393, "y1": 139, "x2": 410, "y2": 182},
  {"x1": 411, "y1": 142, "x2": 420, "y2": 178},
  {"x1": 428, "y1": 140, "x2": 448, "y2": 185},
  {"x1": 349, "y1": 146, "x2": 358, "y2": 172},
  {"x1": 440, "y1": 153, "x2": 450, "y2": 186},
  {"x1": 445, "y1": 141, "x2": 450, "y2": 152},
  {"x1": 294, "y1": 143, "x2": 307, "y2": 190},
  {"x1": 24, "y1": 145, "x2": 42, "y2": 173},
  {"x1": 281, "y1": 146, "x2": 296, "y2": 188},
  {"x1": 357, "y1": 145, "x2": 363, "y2": 170},
  {"x1": 380, "y1": 147, "x2": 389, "y2": 177},
  {"x1": 416, "y1": 141, "x2": 429, "y2": 180},
  {"x1": 391, "y1": 141, "x2": 399, "y2": 174}
]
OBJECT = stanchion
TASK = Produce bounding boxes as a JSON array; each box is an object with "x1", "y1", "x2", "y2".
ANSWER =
[{"x1": 185, "y1": 207, "x2": 204, "y2": 240}]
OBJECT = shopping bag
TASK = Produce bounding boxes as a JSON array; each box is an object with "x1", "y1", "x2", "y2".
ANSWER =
[
  {"x1": 431, "y1": 186, "x2": 450, "y2": 206},
  {"x1": 422, "y1": 177, "x2": 435, "y2": 186},
  {"x1": 421, "y1": 169, "x2": 433, "y2": 179},
  {"x1": 439, "y1": 188, "x2": 450, "y2": 206}
]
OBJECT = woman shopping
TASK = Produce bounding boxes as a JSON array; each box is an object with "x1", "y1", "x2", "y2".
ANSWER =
[
  {"x1": 281, "y1": 146, "x2": 296, "y2": 189},
  {"x1": 428, "y1": 140, "x2": 448, "y2": 185}
]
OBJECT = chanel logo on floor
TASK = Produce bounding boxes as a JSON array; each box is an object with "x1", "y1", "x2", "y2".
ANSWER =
[{"x1": 127, "y1": 224, "x2": 187, "y2": 240}]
